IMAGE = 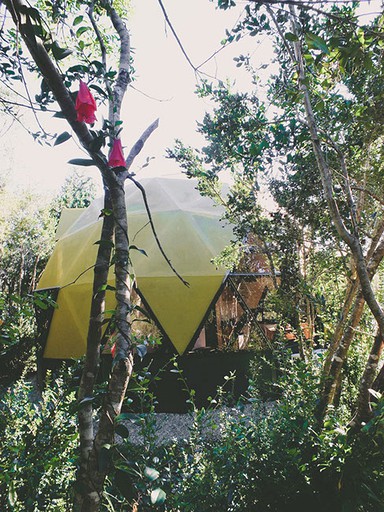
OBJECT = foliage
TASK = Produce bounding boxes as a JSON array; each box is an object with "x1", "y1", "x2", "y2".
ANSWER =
[
  {"x1": 90, "y1": 353, "x2": 384, "y2": 511},
  {"x1": 50, "y1": 169, "x2": 97, "y2": 221},
  {"x1": 0, "y1": 189, "x2": 55, "y2": 297},
  {"x1": 0, "y1": 371, "x2": 78, "y2": 511},
  {"x1": 0, "y1": 187, "x2": 57, "y2": 382},
  {"x1": 0, "y1": 292, "x2": 36, "y2": 384}
]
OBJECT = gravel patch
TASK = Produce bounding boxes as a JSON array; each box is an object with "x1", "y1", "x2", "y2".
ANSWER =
[{"x1": 119, "y1": 403, "x2": 273, "y2": 445}]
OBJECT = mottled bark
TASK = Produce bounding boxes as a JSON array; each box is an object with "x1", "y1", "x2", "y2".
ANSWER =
[
  {"x1": 74, "y1": 190, "x2": 114, "y2": 511},
  {"x1": 316, "y1": 290, "x2": 365, "y2": 422},
  {"x1": 75, "y1": 176, "x2": 135, "y2": 510},
  {"x1": 349, "y1": 330, "x2": 384, "y2": 429},
  {"x1": 323, "y1": 218, "x2": 384, "y2": 380},
  {"x1": 372, "y1": 363, "x2": 384, "y2": 393},
  {"x1": 322, "y1": 278, "x2": 359, "y2": 378}
]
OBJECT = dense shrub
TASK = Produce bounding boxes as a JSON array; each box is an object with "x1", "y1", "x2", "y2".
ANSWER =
[
  {"x1": 105, "y1": 356, "x2": 384, "y2": 512},
  {"x1": 0, "y1": 373, "x2": 78, "y2": 511},
  {"x1": 0, "y1": 353, "x2": 382, "y2": 511}
]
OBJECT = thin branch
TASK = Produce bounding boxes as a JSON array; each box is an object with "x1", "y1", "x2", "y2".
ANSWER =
[
  {"x1": 0, "y1": 98, "x2": 49, "y2": 139},
  {"x1": 61, "y1": 265, "x2": 96, "y2": 289},
  {"x1": 265, "y1": 5, "x2": 296, "y2": 63},
  {"x1": 0, "y1": 97, "x2": 57, "y2": 113},
  {"x1": 88, "y1": 2, "x2": 113, "y2": 102},
  {"x1": 323, "y1": 135, "x2": 359, "y2": 233},
  {"x1": 126, "y1": 174, "x2": 190, "y2": 287},
  {"x1": 124, "y1": 118, "x2": 160, "y2": 172},
  {"x1": 251, "y1": 0, "x2": 374, "y2": 24},
  {"x1": 129, "y1": 84, "x2": 173, "y2": 103},
  {"x1": 15, "y1": 28, "x2": 50, "y2": 137},
  {"x1": 351, "y1": 185, "x2": 384, "y2": 207},
  {"x1": 108, "y1": 6, "x2": 131, "y2": 128},
  {"x1": 285, "y1": 3, "x2": 384, "y2": 345},
  {"x1": 156, "y1": 0, "x2": 197, "y2": 72}
]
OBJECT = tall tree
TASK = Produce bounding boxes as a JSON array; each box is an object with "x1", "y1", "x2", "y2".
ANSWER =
[
  {"x1": 1, "y1": 1, "x2": 160, "y2": 509},
  {"x1": 170, "y1": 0, "x2": 384, "y2": 428},
  {"x1": 220, "y1": 0, "x2": 384, "y2": 427}
]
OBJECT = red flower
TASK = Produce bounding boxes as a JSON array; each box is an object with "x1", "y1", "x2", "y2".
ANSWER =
[
  {"x1": 111, "y1": 342, "x2": 116, "y2": 359},
  {"x1": 108, "y1": 139, "x2": 126, "y2": 168},
  {"x1": 75, "y1": 80, "x2": 97, "y2": 124}
]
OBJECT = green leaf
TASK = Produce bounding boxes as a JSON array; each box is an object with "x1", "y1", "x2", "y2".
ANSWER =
[
  {"x1": 79, "y1": 396, "x2": 95, "y2": 406},
  {"x1": 93, "y1": 240, "x2": 115, "y2": 248},
  {"x1": 129, "y1": 245, "x2": 148, "y2": 257},
  {"x1": 67, "y1": 64, "x2": 88, "y2": 74},
  {"x1": 89, "y1": 84, "x2": 108, "y2": 98},
  {"x1": 115, "y1": 423, "x2": 130, "y2": 439},
  {"x1": 68, "y1": 158, "x2": 95, "y2": 167},
  {"x1": 306, "y1": 33, "x2": 329, "y2": 54},
  {"x1": 249, "y1": 142, "x2": 259, "y2": 156},
  {"x1": 51, "y1": 42, "x2": 72, "y2": 60},
  {"x1": 89, "y1": 135, "x2": 105, "y2": 152},
  {"x1": 150, "y1": 488, "x2": 166, "y2": 505},
  {"x1": 96, "y1": 284, "x2": 116, "y2": 293},
  {"x1": 8, "y1": 480, "x2": 17, "y2": 507},
  {"x1": 53, "y1": 111, "x2": 65, "y2": 119},
  {"x1": 76, "y1": 26, "x2": 89, "y2": 38},
  {"x1": 285, "y1": 32, "x2": 298, "y2": 42},
  {"x1": 136, "y1": 344, "x2": 147, "y2": 360},
  {"x1": 34, "y1": 298, "x2": 49, "y2": 310},
  {"x1": 115, "y1": 412, "x2": 136, "y2": 423},
  {"x1": 54, "y1": 131, "x2": 71, "y2": 146},
  {"x1": 73, "y1": 15, "x2": 83, "y2": 26},
  {"x1": 368, "y1": 388, "x2": 382, "y2": 400},
  {"x1": 99, "y1": 208, "x2": 113, "y2": 217},
  {"x1": 144, "y1": 467, "x2": 159, "y2": 482}
]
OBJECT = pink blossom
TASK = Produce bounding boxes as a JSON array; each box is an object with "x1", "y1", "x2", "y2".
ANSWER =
[
  {"x1": 108, "y1": 139, "x2": 126, "y2": 168},
  {"x1": 75, "y1": 80, "x2": 97, "y2": 124}
]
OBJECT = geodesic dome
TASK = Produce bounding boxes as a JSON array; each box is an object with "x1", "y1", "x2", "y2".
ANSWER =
[{"x1": 37, "y1": 177, "x2": 233, "y2": 358}]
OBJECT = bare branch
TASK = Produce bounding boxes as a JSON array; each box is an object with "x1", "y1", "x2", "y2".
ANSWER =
[
  {"x1": 265, "y1": 5, "x2": 296, "y2": 63},
  {"x1": 88, "y1": 2, "x2": 113, "y2": 102},
  {"x1": 156, "y1": 0, "x2": 197, "y2": 72},
  {"x1": 109, "y1": 6, "x2": 131, "y2": 128},
  {"x1": 124, "y1": 118, "x2": 160, "y2": 172},
  {"x1": 322, "y1": 135, "x2": 359, "y2": 234},
  {"x1": 0, "y1": 97, "x2": 57, "y2": 113},
  {"x1": 126, "y1": 174, "x2": 190, "y2": 287},
  {"x1": 129, "y1": 84, "x2": 173, "y2": 102},
  {"x1": 351, "y1": 185, "x2": 384, "y2": 207}
]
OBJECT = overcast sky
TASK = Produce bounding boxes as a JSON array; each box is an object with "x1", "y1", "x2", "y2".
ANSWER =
[
  {"x1": 0, "y1": 0, "x2": 380, "y2": 196},
  {"x1": 1, "y1": 0, "x2": 269, "y2": 195}
]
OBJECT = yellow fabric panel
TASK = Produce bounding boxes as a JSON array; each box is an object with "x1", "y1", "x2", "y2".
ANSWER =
[
  {"x1": 129, "y1": 211, "x2": 229, "y2": 277},
  {"x1": 37, "y1": 221, "x2": 102, "y2": 289},
  {"x1": 137, "y1": 275, "x2": 225, "y2": 355},
  {"x1": 43, "y1": 284, "x2": 115, "y2": 359},
  {"x1": 38, "y1": 177, "x2": 233, "y2": 359},
  {"x1": 55, "y1": 208, "x2": 84, "y2": 240},
  {"x1": 44, "y1": 275, "x2": 224, "y2": 358}
]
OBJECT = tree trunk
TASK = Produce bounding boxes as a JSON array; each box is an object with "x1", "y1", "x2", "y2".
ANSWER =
[
  {"x1": 285, "y1": 5, "x2": 384, "y2": 429},
  {"x1": 349, "y1": 330, "x2": 384, "y2": 429},
  {"x1": 322, "y1": 278, "x2": 359, "y2": 378},
  {"x1": 76, "y1": 176, "x2": 134, "y2": 511},
  {"x1": 316, "y1": 290, "x2": 365, "y2": 422},
  {"x1": 74, "y1": 189, "x2": 114, "y2": 511}
]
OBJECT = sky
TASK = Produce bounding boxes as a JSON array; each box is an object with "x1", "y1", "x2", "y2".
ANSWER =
[
  {"x1": 1, "y1": 0, "x2": 270, "y2": 196},
  {"x1": 0, "y1": 0, "x2": 381, "y2": 197}
]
